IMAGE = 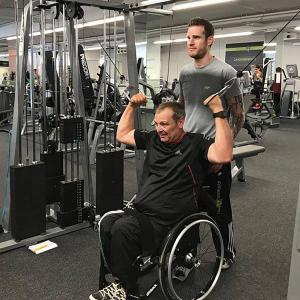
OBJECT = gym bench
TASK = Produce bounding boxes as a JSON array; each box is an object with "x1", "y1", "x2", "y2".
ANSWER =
[{"x1": 231, "y1": 144, "x2": 265, "y2": 181}]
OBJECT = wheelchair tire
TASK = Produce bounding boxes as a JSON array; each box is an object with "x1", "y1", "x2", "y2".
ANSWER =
[{"x1": 158, "y1": 213, "x2": 224, "y2": 300}]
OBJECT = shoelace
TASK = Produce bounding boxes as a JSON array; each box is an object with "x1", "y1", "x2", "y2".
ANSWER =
[{"x1": 100, "y1": 283, "x2": 118, "y2": 298}]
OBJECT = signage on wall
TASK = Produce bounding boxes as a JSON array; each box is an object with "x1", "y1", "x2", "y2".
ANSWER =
[
  {"x1": 225, "y1": 41, "x2": 264, "y2": 71},
  {"x1": 0, "y1": 61, "x2": 9, "y2": 67}
]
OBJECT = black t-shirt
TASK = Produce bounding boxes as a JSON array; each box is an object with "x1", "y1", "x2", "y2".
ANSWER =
[{"x1": 134, "y1": 130, "x2": 213, "y2": 226}]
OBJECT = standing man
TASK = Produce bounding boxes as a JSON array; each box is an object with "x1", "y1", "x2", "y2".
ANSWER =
[{"x1": 179, "y1": 18, "x2": 245, "y2": 269}]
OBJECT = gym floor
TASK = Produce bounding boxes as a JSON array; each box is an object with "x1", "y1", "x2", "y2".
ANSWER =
[{"x1": 0, "y1": 118, "x2": 300, "y2": 300}]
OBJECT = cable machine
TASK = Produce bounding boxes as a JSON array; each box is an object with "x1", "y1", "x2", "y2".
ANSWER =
[
  {"x1": 1, "y1": 0, "x2": 166, "y2": 252},
  {"x1": 280, "y1": 64, "x2": 300, "y2": 119}
]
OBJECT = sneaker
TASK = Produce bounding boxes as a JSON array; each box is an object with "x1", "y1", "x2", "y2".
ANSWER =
[
  {"x1": 172, "y1": 265, "x2": 194, "y2": 282},
  {"x1": 113, "y1": 286, "x2": 126, "y2": 300},
  {"x1": 89, "y1": 283, "x2": 124, "y2": 300},
  {"x1": 221, "y1": 258, "x2": 234, "y2": 271}
]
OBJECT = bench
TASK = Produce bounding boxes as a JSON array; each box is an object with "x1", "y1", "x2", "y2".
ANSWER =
[{"x1": 232, "y1": 144, "x2": 266, "y2": 181}]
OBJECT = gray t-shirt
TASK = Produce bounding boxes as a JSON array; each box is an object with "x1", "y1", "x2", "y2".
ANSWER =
[{"x1": 179, "y1": 57, "x2": 242, "y2": 138}]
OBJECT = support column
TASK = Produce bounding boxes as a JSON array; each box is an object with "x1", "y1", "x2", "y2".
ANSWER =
[
  {"x1": 66, "y1": 18, "x2": 94, "y2": 205},
  {"x1": 124, "y1": 11, "x2": 144, "y2": 188}
]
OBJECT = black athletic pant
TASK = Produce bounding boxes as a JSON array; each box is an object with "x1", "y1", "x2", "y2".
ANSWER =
[
  {"x1": 100, "y1": 212, "x2": 169, "y2": 293},
  {"x1": 273, "y1": 93, "x2": 281, "y2": 116},
  {"x1": 204, "y1": 163, "x2": 236, "y2": 260}
]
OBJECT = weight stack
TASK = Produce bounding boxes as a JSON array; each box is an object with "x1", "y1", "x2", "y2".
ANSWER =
[
  {"x1": 96, "y1": 150, "x2": 124, "y2": 215},
  {"x1": 40, "y1": 151, "x2": 65, "y2": 204},
  {"x1": 57, "y1": 206, "x2": 88, "y2": 228},
  {"x1": 10, "y1": 162, "x2": 46, "y2": 241},
  {"x1": 59, "y1": 179, "x2": 84, "y2": 212},
  {"x1": 59, "y1": 116, "x2": 84, "y2": 143}
]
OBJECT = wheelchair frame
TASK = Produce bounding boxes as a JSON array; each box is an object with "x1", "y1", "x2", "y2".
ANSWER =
[{"x1": 98, "y1": 211, "x2": 224, "y2": 300}]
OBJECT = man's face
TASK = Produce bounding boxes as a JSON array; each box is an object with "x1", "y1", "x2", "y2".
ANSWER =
[
  {"x1": 254, "y1": 67, "x2": 260, "y2": 74},
  {"x1": 186, "y1": 25, "x2": 213, "y2": 59},
  {"x1": 153, "y1": 108, "x2": 184, "y2": 143}
]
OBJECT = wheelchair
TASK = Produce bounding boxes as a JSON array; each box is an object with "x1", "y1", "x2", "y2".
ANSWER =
[{"x1": 97, "y1": 206, "x2": 224, "y2": 300}]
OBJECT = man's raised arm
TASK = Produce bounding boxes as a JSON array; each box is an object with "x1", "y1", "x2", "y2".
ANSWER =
[
  {"x1": 227, "y1": 94, "x2": 245, "y2": 138},
  {"x1": 116, "y1": 92, "x2": 147, "y2": 146},
  {"x1": 204, "y1": 95, "x2": 233, "y2": 164}
]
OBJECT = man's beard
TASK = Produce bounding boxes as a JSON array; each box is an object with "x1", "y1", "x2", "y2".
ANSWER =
[{"x1": 189, "y1": 47, "x2": 208, "y2": 60}]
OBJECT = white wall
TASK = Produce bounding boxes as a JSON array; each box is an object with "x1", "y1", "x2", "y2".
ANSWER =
[
  {"x1": 0, "y1": 67, "x2": 9, "y2": 79},
  {"x1": 84, "y1": 44, "x2": 147, "y2": 82},
  {"x1": 85, "y1": 50, "x2": 101, "y2": 80}
]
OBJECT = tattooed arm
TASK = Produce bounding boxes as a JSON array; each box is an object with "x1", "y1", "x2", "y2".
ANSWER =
[{"x1": 227, "y1": 94, "x2": 245, "y2": 139}]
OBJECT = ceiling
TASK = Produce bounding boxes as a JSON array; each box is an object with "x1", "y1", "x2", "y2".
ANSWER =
[{"x1": 0, "y1": 0, "x2": 300, "y2": 54}]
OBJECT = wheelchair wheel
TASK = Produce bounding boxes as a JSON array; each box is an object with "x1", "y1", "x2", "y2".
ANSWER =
[{"x1": 159, "y1": 213, "x2": 224, "y2": 300}]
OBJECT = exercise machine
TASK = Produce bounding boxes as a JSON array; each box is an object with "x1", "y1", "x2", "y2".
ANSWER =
[{"x1": 280, "y1": 64, "x2": 300, "y2": 119}]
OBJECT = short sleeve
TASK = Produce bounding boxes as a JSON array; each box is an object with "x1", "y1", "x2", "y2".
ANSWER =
[
  {"x1": 134, "y1": 130, "x2": 150, "y2": 150},
  {"x1": 179, "y1": 72, "x2": 184, "y2": 100},
  {"x1": 199, "y1": 135, "x2": 214, "y2": 160},
  {"x1": 223, "y1": 66, "x2": 242, "y2": 100}
]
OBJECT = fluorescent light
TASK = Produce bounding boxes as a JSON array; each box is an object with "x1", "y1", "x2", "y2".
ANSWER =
[
  {"x1": 77, "y1": 15, "x2": 124, "y2": 28},
  {"x1": 153, "y1": 39, "x2": 173, "y2": 45},
  {"x1": 173, "y1": 0, "x2": 235, "y2": 11},
  {"x1": 153, "y1": 38, "x2": 186, "y2": 45},
  {"x1": 263, "y1": 42, "x2": 277, "y2": 47},
  {"x1": 140, "y1": 8, "x2": 173, "y2": 15},
  {"x1": 140, "y1": 0, "x2": 170, "y2": 6},
  {"x1": 174, "y1": 38, "x2": 187, "y2": 43},
  {"x1": 295, "y1": 26, "x2": 300, "y2": 31},
  {"x1": 0, "y1": 54, "x2": 9, "y2": 57},
  {"x1": 154, "y1": 31, "x2": 254, "y2": 45},
  {"x1": 118, "y1": 41, "x2": 147, "y2": 48},
  {"x1": 7, "y1": 36, "x2": 17, "y2": 40},
  {"x1": 264, "y1": 50, "x2": 276, "y2": 54},
  {"x1": 6, "y1": 16, "x2": 124, "y2": 41},
  {"x1": 84, "y1": 47, "x2": 101, "y2": 51},
  {"x1": 215, "y1": 31, "x2": 254, "y2": 38}
]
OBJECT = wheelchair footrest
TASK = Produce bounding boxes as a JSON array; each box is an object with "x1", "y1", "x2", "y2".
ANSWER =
[{"x1": 133, "y1": 255, "x2": 159, "y2": 274}]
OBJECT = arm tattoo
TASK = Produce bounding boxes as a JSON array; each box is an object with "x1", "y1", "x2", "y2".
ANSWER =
[
  {"x1": 227, "y1": 94, "x2": 245, "y2": 139},
  {"x1": 179, "y1": 96, "x2": 185, "y2": 107}
]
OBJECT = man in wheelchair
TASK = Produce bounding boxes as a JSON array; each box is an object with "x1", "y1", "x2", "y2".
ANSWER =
[{"x1": 89, "y1": 93, "x2": 233, "y2": 300}]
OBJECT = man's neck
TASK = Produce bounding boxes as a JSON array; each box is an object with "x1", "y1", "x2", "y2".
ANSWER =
[
  {"x1": 194, "y1": 53, "x2": 213, "y2": 68},
  {"x1": 169, "y1": 131, "x2": 186, "y2": 144}
]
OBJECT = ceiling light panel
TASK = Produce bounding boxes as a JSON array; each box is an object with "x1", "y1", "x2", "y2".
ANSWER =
[{"x1": 172, "y1": 0, "x2": 236, "y2": 11}]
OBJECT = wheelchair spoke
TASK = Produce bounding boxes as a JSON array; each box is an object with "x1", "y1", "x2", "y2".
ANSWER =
[
  {"x1": 198, "y1": 223, "x2": 211, "y2": 243},
  {"x1": 159, "y1": 216, "x2": 223, "y2": 300},
  {"x1": 199, "y1": 242, "x2": 216, "y2": 258}
]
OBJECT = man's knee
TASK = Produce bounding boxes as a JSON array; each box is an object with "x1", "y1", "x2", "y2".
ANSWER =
[
  {"x1": 100, "y1": 213, "x2": 123, "y2": 235},
  {"x1": 111, "y1": 215, "x2": 139, "y2": 240}
]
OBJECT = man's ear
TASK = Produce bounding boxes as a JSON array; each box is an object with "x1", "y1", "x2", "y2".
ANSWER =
[
  {"x1": 177, "y1": 117, "x2": 185, "y2": 128},
  {"x1": 207, "y1": 36, "x2": 214, "y2": 47}
]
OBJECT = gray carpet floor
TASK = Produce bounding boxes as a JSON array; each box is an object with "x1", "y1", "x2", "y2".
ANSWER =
[{"x1": 1, "y1": 118, "x2": 300, "y2": 299}]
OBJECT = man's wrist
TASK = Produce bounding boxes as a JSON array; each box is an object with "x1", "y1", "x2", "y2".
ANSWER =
[
  {"x1": 213, "y1": 110, "x2": 227, "y2": 118},
  {"x1": 128, "y1": 101, "x2": 138, "y2": 108}
]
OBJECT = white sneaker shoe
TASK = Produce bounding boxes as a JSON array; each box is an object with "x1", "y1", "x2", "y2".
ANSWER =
[
  {"x1": 89, "y1": 282, "x2": 124, "y2": 300},
  {"x1": 221, "y1": 258, "x2": 234, "y2": 270}
]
